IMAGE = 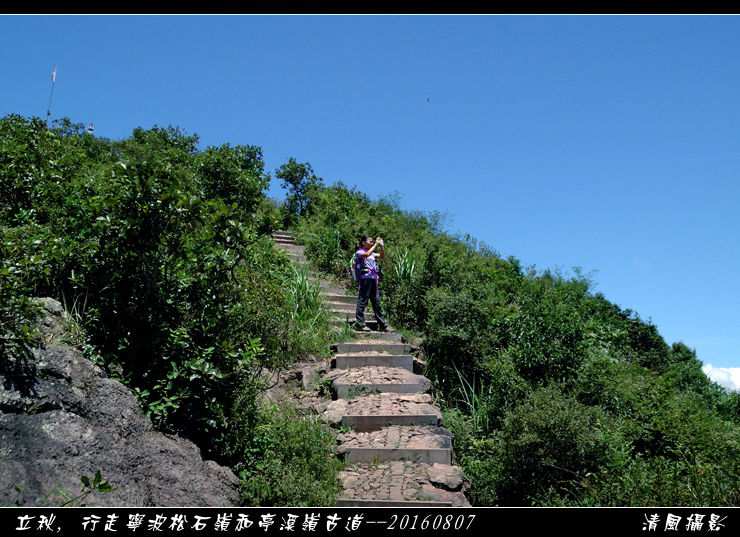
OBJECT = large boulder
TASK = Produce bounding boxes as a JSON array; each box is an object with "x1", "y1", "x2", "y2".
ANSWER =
[{"x1": 0, "y1": 299, "x2": 239, "y2": 507}]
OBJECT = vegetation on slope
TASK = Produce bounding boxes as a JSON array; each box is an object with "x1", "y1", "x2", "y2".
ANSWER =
[
  {"x1": 0, "y1": 115, "x2": 341, "y2": 506},
  {"x1": 292, "y1": 180, "x2": 740, "y2": 506},
  {"x1": 4, "y1": 113, "x2": 739, "y2": 506}
]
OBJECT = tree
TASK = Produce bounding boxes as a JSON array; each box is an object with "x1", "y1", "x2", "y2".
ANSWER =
[{"x1": 276, "y1": 158, "x2": 322, "y2": 218}]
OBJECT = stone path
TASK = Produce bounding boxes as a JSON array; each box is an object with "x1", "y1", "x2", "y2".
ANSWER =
[{"x1": 273, "y1": 231, "x2": 470, "y2": 507}]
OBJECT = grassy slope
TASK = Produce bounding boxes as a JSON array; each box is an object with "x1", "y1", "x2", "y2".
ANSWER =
[{"x1": 292, "y1": 182, "x2": 740, "y2": 506}]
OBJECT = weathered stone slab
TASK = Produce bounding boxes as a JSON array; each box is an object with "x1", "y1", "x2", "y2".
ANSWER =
[
  {"x1": 365, "y1": 332, "x2": 404, "y2": 341},
  {"x1": 342, "y1": 414, "x2": 438, "y2": 432},
  {"x1": 330, "y1": 318, "x2": 379, "y2": 329},
  {"x1": 337, "y1": 498, "x2": 453, "y2": 507},
  {"x1": 328, "y1": 367, "x2": 431, "y2": 399},
  {"x1": 329, "y1": 305, "x2": 379, "y2": 318},
  {"x1": 319, "y1": 285, "x2": 348, "y2": 294},
  {"x1": 328, "y1": 302, "x2": 363, "y2": 313},
  {"x1": 322, "y1": 393, "x2": 442, "y2": 430},
  {"x1": 337, "y1": 425, "x2": 451, "y2": 464},
  {"x1": 322, "y1": 293, "x2": 357, "y2": 305},
  {"x1": 273, "y1": 243, "x2": 305, "y2": 253},
  {"x1": 427, "y1": 463, "x2": 466, "y2": 491},
  {"x1": 335, "y1": 314, "x2": 378, "y2": 323},
  {"x1": 327, "y1": 329, "x2": 403, "y2": 342},
  {"x1": 333, "y1": 353, "x2": 413, "y2": 371},
  {"x1": 329, "y1": 302, "x2": 386, "y2": 313},
  {"x1": 342, "y1": 447, "x2": 450, "y2": 465},
  {"x1": 337, "y1": 460, "x2": 469, "y2": 507},
  {"x1": 333, "y1": 341, "x2": 410, "y2": 354}
]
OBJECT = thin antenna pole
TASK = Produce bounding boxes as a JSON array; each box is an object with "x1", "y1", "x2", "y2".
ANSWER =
[{"x1": 47, "y1": 67, "x2": 57, "y2": 128}]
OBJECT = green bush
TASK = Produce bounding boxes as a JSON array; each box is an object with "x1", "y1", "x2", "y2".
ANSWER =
[
  {"x1": 494, "y1": 385, "x2": 613, "y2": 505},
  {"x1": 0, "y1": 116, "x2": 304, "y2": 463},
  {"x1": 443, "y1": 408, "x2": 501, "y2": 506},
  {"x1": 198, "y1": 143, "x2": 269, "y2": 214},
  {"x1": 232, "y1": 405, "x2": 344, "y2": 506}
]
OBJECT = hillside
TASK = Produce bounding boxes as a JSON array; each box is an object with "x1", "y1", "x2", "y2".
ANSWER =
[
  {"x1": 284, "y1": 158, "x2": 740, "y2": 507},
  {"x1": 2, "y1": 114, "x2": 740, "y2": 506}
]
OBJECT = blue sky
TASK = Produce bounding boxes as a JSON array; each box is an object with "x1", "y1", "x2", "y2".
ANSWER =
[{"x1": 2, "y1": 16, "x2": 738, "y2": 385}]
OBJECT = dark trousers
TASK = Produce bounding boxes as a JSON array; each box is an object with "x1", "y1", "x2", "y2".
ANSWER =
[{"x1": 356, "y1": 278, "x2": 387, "y2": 329}]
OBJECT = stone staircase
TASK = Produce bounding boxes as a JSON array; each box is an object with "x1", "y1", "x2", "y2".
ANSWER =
[{"x1": 272, "y1": 231, "x2": 470, "y2": 507}]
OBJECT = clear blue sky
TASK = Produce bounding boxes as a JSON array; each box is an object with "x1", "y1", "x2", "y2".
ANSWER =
[{"x1": 2, "y1": 16, "x2": 738, "y2": 382}]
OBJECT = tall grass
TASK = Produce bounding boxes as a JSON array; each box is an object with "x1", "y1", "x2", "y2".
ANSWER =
[
  {"x1": 450, "y1": 363, "x2": 491, "y2": 435},
  {"x1": 393, "y1": 248, "x2": 416, "y2": 285},
  {"x1": 285, "y1": 265, "x2": 333, "y2": 356}
]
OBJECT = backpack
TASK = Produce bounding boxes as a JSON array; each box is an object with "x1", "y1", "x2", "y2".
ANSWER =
[{"x1": 349, "y1": 251, "x2": 364, "y2": 282}]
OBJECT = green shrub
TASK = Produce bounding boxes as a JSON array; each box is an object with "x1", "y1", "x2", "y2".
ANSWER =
[
  {"x1": 232, "y1": 405, "x2": 344, "y2": 506},
  {"x1": 495, "y1": 385, "x2": 613, "y2": 505},
  {"x1": 198, "y1": 143, "x2": 269, "y2": 214},
  {"x1": 443, "y1": 408, "x2": 501, "y2": 506},
  {"x1": 0, "y1": 116, "x2": 300, "y2": 462}
]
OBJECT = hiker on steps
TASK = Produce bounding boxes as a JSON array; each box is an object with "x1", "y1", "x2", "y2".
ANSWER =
[{"x1": 354, "y1": 234, "x2": 392, "y2": 333}]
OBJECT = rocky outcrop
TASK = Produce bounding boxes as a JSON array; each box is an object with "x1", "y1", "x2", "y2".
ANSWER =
[{"x1": 0, "y1": 299, "x2": 239, "y2": 507}]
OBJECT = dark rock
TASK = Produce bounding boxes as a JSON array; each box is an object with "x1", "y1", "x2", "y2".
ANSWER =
[{"x1": 0, "y1": 301, "x2": 239, "y2": 507}]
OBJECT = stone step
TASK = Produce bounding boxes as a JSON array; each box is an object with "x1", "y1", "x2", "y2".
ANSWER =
[
  {"x1": 336, "y1": 425, "x2": 452, "y2": 464},
  {"x1": 337, "y1": 499, "x2": 453, "y2": 507},
  {"x1": 359, "y1": 331, "x2": 404, "y2": 341},
  {"x1": 327, "y1": 299, "x2": 362, "y2": 310},
  {"x1": 272, "y1": 230, "x2": 294, "y2": 238},
  {"x1": 322, "y1": 393, "x2": 442, "y2": 432},
  {"x1": 321, "y1": 292, "x2": 357, "y2": 305},
  {"x1": 329, "y1": 309, "x2": 382, "y2": 321},
  {"x1": 330, "y1": 318, "x2": 380, "y2": 329},
  {"x1": 333, "y1": 313, "x2": 391, "y2": 323},
  {"x1": 328, "y1": 302, "x2": 387, "y2": 315},
  {"x1": 329, "y1": 313, "x2": 378, "y2": 324},
  {"x1": 273, "y1": 243, "x2": 305, "y2": 253},
  {"x1": 327, "y1": 302, "x2": 362, "y2": 313},
  {"x1": 327, "y1": 366, "x2": 431, "y2": 399},
  {"x1": 337, "y1": 461, "x2": 470, "y2": 507},
  {"x1": 333, "y1": 341, "x2": 410, "y2": 354},
  {"x1": 333, "y1": 353, "x2": 413, "y2": 372},
  {"x1": 318, "y1": 283, "x2": 346, "y2": 292},
  {"x1": 343, "y1": 414, "x2": 438, "y2": 432},
  {"x1": 329, "y1": 331, "x2": 402, "y2": 342}
]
